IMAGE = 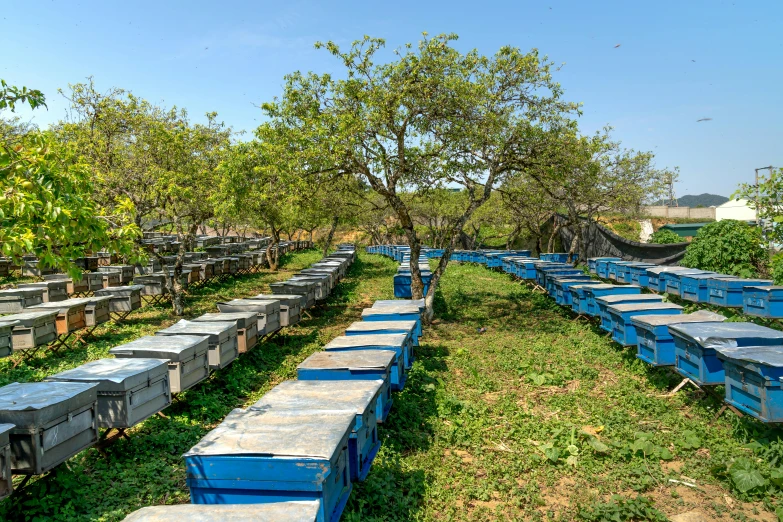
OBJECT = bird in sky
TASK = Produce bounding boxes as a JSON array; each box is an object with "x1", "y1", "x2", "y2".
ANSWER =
[
  {"x1": 614, "y1": 44, "x2": 621, "y2": 48},
  {"x1": 696, "y1": 118, "x2": 712, "y2": 122}
]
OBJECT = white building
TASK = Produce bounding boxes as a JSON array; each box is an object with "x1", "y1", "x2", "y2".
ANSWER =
[{"x1": 715, "y1": 198, "x2": 757, "y2": 222}]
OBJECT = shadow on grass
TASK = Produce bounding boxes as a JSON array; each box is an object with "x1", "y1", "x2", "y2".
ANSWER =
[{"x1": 343, "y1": 342, "x2": 449, "y2": 521}]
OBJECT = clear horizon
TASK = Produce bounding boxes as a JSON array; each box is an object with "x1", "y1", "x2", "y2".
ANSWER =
[{"x1": 3, "y1": 0, "x2": 780, "y2": 198}]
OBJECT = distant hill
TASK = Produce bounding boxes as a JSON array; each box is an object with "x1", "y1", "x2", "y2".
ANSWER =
[{"x1": 653, "y1": 193, "x2": 728, "y2": 207}]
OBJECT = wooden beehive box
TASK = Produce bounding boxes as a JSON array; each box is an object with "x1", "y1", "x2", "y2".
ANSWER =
[
  {"x1": 192, "y1": 312, "x2": 258, "y2": 354},
  {"x1": 94, "y1": 285, "x2": 143, "y2": 313},
  {"x1": 155, "y1": 320, "x2": 238, "y2": 370},
  {"x1": 29, "y1": 300, "x2": 87, "y2": 335},
  {"x1": 5, "y1": 310, "x2": 58, "y2": 350},
  {"x1": 0, "y1": 288, "x2": 45, "y2": 313},
  {"x1": 19, "y1": 280, "x2": 69, "y2": 303}
]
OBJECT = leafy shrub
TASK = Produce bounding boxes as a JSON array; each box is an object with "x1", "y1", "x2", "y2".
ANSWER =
[
  {"x1": 611, "y1": 221, "x2": 642, "y2": 242},
  {"x1": 771, "y1": 253, "x2": 783, "y2": 285},
  {"x1": 681, "y1": 220, "x2": 767, "y2": 277},
  {"x1": 648, "y1": 228, "x2": 682, "y2": 244},
  {"x1": 577, "y1": 495, "x2": 667, "y2": 522}
]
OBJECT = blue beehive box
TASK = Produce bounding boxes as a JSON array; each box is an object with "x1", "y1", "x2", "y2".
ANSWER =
[
  {"x1": 588, "y1": 257, "x2": 621, "y2": 275},
  {"x1": 546, "y1": 273, "x2": 589, "y2": 298},
  {"x1": 540, "y1": 253, "x2": 575, "y2": 263},
  {"x1": 714, "y1": 346, "x2": 783, "y2": 423},
  {"x1": 606, "y1": 261, "x2": 636, "y2": 281},
  {"x1": 596, "y1": 294, "x2": 665, "y2": 332},
  {"x1": 661, "y1": 269, "x2": 710, "y2": 297},
  {"x1": 372, "y1": 299, "x2": 425, "y2": 313},
  {"x1": 516, "y1": 259, "x2": 540, "y2": 280},
  {"x1": 250, "y1": 380, "x2": 383, "y2": 481},
  {"x1": 346, "y1": 320, "x2": 418, "y2": 348},
  {"x1": 552, "y1": 277, "x2": 594, "y2": 305},
  {"x1": 184, "y1": 408, "x2": 353, "y2": 522},
  {"x1": 297, "y1": 351, "x2": 393, "y2": 421},
  {"x1": 708, "y1": 278, "x2": 772, "y2": 308},
  {"x1": 323, "y1": 334, "x2": 408, "y2": 390},
  {"x1": 743, "y1": 286, "x2": 783, "y2": 318},
  {"x1": 669, "y1": 322, "x2": 783, "y2": 386},
  {"x1": 632, "y1": 311, "x2": 727, "y2": 366},
  {"x1": 595, "y1": 259, "x2": 616, "y2": 279},
  {"x1": 536, "y1": 266, "x2": 579, "y2": 288},
  {"x1": 583, "y1": 284, "x2": 642, "y2": 317},
  {"x1": 533, "y1": 262, "x2": 569, "y2": 286},
  {"x1": 609, "y1": 302, "x2": 684, "y2": 346},
  {"x1": 645, "y1": 267, "x2": 688, "y2": 292},
  {"x1": 568, "y1": 283, "x2": 604, "y2": 314},
  {"x1": 123, "y1": 501, "x2": 322, "y2": 521},
  {"x1": 361, "y1": 305, "x2": 422, "y2": 339},
  {"x1": 626, "y1": 263, "x2": 658, "y2": 287},
  {"x1": 680, "y1": 274, "x2": 737, "y2": 303}
]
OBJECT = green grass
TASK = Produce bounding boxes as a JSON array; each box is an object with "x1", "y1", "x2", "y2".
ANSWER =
[
  {"x1": 5, "y1": 253, "x2": 782, "y2": 520},
  {"x1": 343, "y1": 261, "x2": 781, "y2": 521}
]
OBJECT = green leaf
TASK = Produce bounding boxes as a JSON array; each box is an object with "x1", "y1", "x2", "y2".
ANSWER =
[
  {"x1": 729, "y1": 458, "x2": 768, "y2": 493},
  {"x1": 587, "y1": 438, "x2": 611, "y2": 454}
]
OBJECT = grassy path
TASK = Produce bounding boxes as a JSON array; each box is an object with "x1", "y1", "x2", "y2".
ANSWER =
[{"x1": 347, "y1": 260, "x2": 780, "y2": 521}]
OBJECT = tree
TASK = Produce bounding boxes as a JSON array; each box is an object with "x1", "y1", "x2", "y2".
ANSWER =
[
  {"x1": 1, "y1": 82, "x2": 140, "y2": 277},
  {"x1": 261, "y1": 34, "x2": 576, "y2": 318},
  {"x1": 681, "y1": 220, "x2": 766, "y2": 278},
  {"x1": 519, "y1": 129, "x2": 674, "y2": 263},
  {"x1": 57, "y1": 81, "x2": 231, "y2": 314},
  {"x1": 499, "y1": 176, "x2": 560, "y2": 255},
  {"x1": 736, "y1": 168, "x2": 783, "y2": 244}
]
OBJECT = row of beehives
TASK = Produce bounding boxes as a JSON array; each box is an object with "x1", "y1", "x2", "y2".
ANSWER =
[
  {"x1": 0, "y1": 243, "x2": 314, "y2": 360},
  {"x1": 0, "y1": 243, "x2": 340, "y2": 507},
  {"x1": 123, "y1": 246, "x2": 429, "y2": 522},
  {"x1": 365, "y1": 245, "x2": 440, "y2": 298},
  {"x1": 464, "y1": 250, "x2": 783, "y2": 425},
  {"x1": 2, "y1": 238, "x2": 311, "y2": 277}
]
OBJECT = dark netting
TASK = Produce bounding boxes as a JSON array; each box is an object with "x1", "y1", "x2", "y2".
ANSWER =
[{"x1": 555, "y1": 215, "x2": 689, "y2": 265}]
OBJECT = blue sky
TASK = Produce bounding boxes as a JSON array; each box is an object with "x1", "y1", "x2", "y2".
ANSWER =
[{"x1": 2, "y1": 0, "x2": 780, "y2": 198}]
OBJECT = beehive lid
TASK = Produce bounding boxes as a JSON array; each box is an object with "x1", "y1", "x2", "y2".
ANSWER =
[
  {"x1": 110, "y1": 335, "x2": 209, "y2": 361},
  {"x1": 668, "y1": 322, "x2": 783, "y2": 348},
  {"x1": 346, "y1": 321, "x2": 416, "y2": 334},
  {"x1": 192, "y1": 312, "x2": 257, "y2": 330},
  {"x1": 218, "y1": 299, "x2": 279, "y2": 314},
  {"x1": 645, "y1": 266, "x2": 691, "y2": 275},
  {"x1": 271, "y1": 280, "x2": 314, "y2": 289},
  {"x1": 0, "y1": 320, "x2": 19, "y2": 333},
  {"x1": 1, "y1": 310, "x2": 58, "y2": 326},
  {"x1": 123, "y1": 501, "x2": 322, "y2": 522},
  {"x1": 631, "y1": 311, "x2": 727, "y2": 328},
  {"x1": 47, "y1": 358, "x2": 169, "y2": 392},
  {"x1": 20, "y1": 280, "x2": 68, "y2": 290},
  {"x1": 361, "y1": 305, "x2": 420, "y2": 317},
  {"x1": 29, "y1": 300, "x2": 87, "y2": 313},
  {"x1": 680, "y1": 273, "x2": 735, "y2": 281},
  {"x1": 608, "y1": 302, "x2": 683, "y2": 313},
  {"x1": 742, "y1": 286, "x2": 783, "y2": 293},
  {"x1": 596, "y1": 294, "x2": 663, "y2": 305},
  {"x1": 95, "y1": 285, "x2": 144, "y2": 297},
  {"x1": 0, "y1": 288, "x2": 45, "y2": 299},
  {"x1": 134, "y1": 274, "x2": 167, "y2": 283},
  {"x1": 156, "y1": 320, "x2": 236, "y2": 344},
  {"x1": 584, "y1": 284, "x2": 625, "y2": 292},
  {"x1": 372, "y1": 299, "x2": 425, "y2": 311},
  {"x1": 184, "y1": 408, "x2": 354, "y2": 459},
  {"x1": 324, "y1": 334, "x2": 407, "y2": 350},
  {"x1": 0, "y1": 381, "x2": 98, "y2": 427},
  {"x1": 251, "y1": 294, "x2": 305, "y2": 308},
  {"x1": 552, "y1": 277, "x2": 593, "y2": 284},
  {"x1": 249, "y1": 379, "x2": 383, "y2": 415},
  {"x1": 714, "y1": 346, "x2": 783, "y2": 367},
  {"x1": 298, "y1": 350, "x2": 395, "y2": 371}
]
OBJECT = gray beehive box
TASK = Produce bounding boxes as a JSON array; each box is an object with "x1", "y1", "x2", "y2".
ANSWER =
[
  {"x1": 0, "y1": 381, "x2": 98, "y2": 474},
  {"x1": 0, "y1": 423, "x2": 13, "y2": 500},
  {"x1": 29, "y1": 300, "x2": 87, "y2": 335},
  {"x1": 0, "y1": 321, "x2": 17, "y2": 358},
  {"x1": 99, "y1": 265, "x2": 136, "y2": 284},
  {"x1": 110, "y1": 335, "x2": 210, "y2": 394},
  {"x1": 134, "y1": 274, "x2": 167, "y2": 296},
  {"x1": 192, "y1": 312, "x2": 258, "y2": 353},
  {"x1": 47, "y1": 358, "x2": 171, "y2": 429},
  {"x1": 155, "y1": 320, "x2": 238, "y2": 370},
  {"x1": 250, "y1": 294, "x2": 303, "y2": 327},
  {"x1": 4, "y1": 310, "x2": 58, "y2": 350},
  {"x1": 0, "y1": 288, "x2": 45, "y2": 313},
  {"x1": 269, "y1": 281, "x2": 316, "y2": 309},
  {"x1": 216, "y1": 299, "x2": 281, "y2": 335},
  {"x1": 95, "y1": 285, "x2": 143, "y2": 313},
  {"x1": 19, "y1": 280, "x2": 69, "y2": 302}
]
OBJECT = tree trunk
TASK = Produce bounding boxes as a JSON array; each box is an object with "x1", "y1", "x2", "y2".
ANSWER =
[
  {"x1": 322, "y1": 215, "x2": 339, "y2": 257},
  {"x1": 547, "y1": 221, "x2": 562, "y2": 254},
  {"x1": 265, "y1": 227, "x2": 281, "y2": 271}
]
